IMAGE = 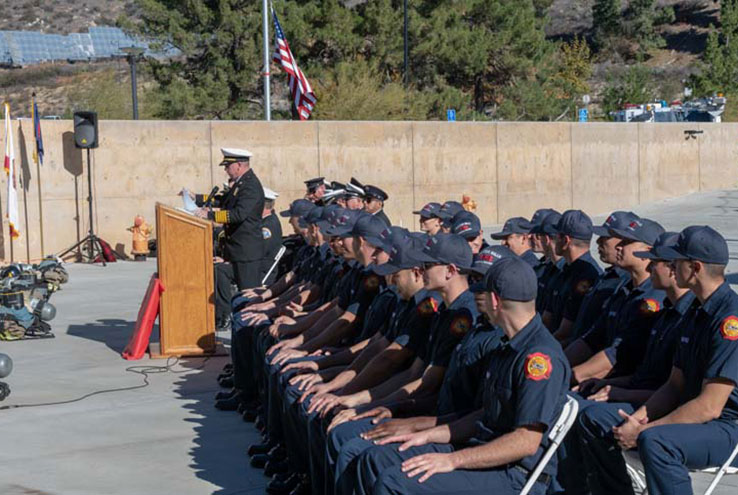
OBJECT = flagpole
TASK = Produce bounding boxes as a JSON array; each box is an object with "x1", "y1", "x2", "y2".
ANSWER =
[
  {"x1": 32, "y1": 95, "x2": 45, "y2": 256},
  {"x1": 262, "y1": 0, "x2": 271, "y2": 121}
]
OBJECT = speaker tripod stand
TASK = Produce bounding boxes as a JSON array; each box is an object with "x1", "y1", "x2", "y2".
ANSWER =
[{"x1": 58, "y1": 148, "x2": 120, "y2": 265}]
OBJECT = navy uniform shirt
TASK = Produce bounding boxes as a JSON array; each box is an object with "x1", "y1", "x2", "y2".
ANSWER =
[
  {"x1": 675, "y1": 282, "x2": 738, "y2": 421},
  {"x1": 627, "y1": 291, "x2": 696, "y2": 391},
  {"x1": 536, "y1": 258, "x2": 566, "y2": 313},
  {"x1": 390, "y1": 289, "x2": 444, "y2": 351},
  {"x1": 343, "y1": 267, "x2": 386, "y2": 326},
  {"x1": 471, "y1": 314, "x2": 570, "y2": 477},
  {"x1": 260, "y1": 212, "x2": 283, "y2": 283},
  {"x1": 583, "y1": 277, "x2": 666, "y2": 375},
  {"x1": 355, "y1": 285, "x2": 399, "y2": 343},
  {"x1": 321, "y1": 259, "x2": 350, "y2": 303},
  {"x1": 336, "y1": 261, "x2": 362, "y2": 309},
  {"x1": 436, "y1": 317, "x2": 503, "y2": 416},
  {"x1": 570, "y1": 266, "x2": 629, "y2": 341},
  {"x1": 520, "y1": 249, "x2": 540, "y2": 268},
  {"x1": 418, "y1": 290, "x2": 480, "y2": 368},
  {"x1": 543, "y1": 252, "x2": 603, "y2": 330}
]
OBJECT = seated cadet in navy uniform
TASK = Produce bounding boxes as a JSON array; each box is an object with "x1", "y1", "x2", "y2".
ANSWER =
[
  {"x1": 355, "y1": 256, "x2": 571, "y2": 495},
  {"x1": 531, "y1": 211, "x2": 565, "y2": 313},
  {"x1": 450, "y1": 210, "x2": 485, "y2": 254},
  {"x1": 579, "y1": 226, "x2": 738, "y2": 495},
  {"x1": 557, "y1": 232, "x2": 694, "y2": 495},
  {"x1": 529, "y1": 208, "x2": 560, "y2": 279},
  {"x1": 329, "y1": 245, "x2": 512, "y2": 494},
  {"x1": 556, "y1": 211, "x2": 636, "y2": 345},
  {"x1": 363, "y1": 185, "x2": 391, "y2": 227},
  {"x1": 490, "y1": 216, "x2": 540, "y2": 268},
  {"x1": 565, "y1": 218, "x2": 667, "y2": 385},
  {"x1": 540, "y1": 210, "x2": 603, "y2": 336},
  {"x1": 194, "y1": 148, "x2": 265, "y2": 290},
  {"x1": 259, "y1": 187, "x2": 283, "y2": 287},
  {"x1": 413, "y1": 202, "x2": 443, "y2": 236}
]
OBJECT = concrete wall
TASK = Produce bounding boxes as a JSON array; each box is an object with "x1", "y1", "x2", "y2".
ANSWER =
[{"x1": 1, "y1": 120, "x2": 735, "y2": 262}]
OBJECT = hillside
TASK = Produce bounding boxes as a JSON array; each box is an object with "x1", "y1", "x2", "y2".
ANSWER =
[{"x1": 0, "y1": 0, "x2": 729, "y2": 120}]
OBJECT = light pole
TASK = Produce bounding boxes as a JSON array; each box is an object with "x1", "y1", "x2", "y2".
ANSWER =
[{"x1": 122, "y1": 46, "x2": 145, "y2": 120}]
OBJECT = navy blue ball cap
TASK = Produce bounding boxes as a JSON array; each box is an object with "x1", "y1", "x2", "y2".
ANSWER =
[
  {"x1": 280, "y1": 199, "x2": 315, "y2": 218},
  {"x1": 482, "y1": 256, "x2": 538, "y2": 302},
  {"x1": 634, "y1": 231, "x2": 679, "y2": 260},
  {"x1": 451, "y1": 211, "x2": 482, "y2": 239},
  {"x1": 436, "y1": 201, "x2": 465, "y2": 220},
  {"x1": 553, "y1": 209, "x2": 594, "y2": 241},
  {"x1": 353, "y1": 214, "x2": 393, "y2": 249},
  {"x1": 609, "y1": 218, "x2": 665, "y2": 246},
  {"x1": 303, "y1": 206, "x2": 324, "y2": 225},
  {"x1": 373, "y1": 237, "x2": 425, "y2": 275},
  {"x1": 470, "y1": 245, "x2": 515, "y2": 276},
  {"x1": 657, "y1": 225, "x2": 729, "y2": 265},
  {"x1": 532, "y1": 211, "x2": 562, "y2": 235},
  {"x1": 530, "y1": 208, "x2": 558, "y2": 227},
  {"x1": 490, "y1": 217, "x2": 533, "y2": 239},
  {"x1": 324, "y1": 209, "x2": 362, "y2": 236},
  {"x1": 412, "y1": 202, "x2": 442, "y2": 218},
  {"x1": 373, "y1": 226, "x2": 410, "y2": 254},
  {"x1": 415, "y1": 233, "x2": 473, "y2": 269},
  {"x1": 315, "y1": 205, "x2": 343, "y2": 232},
  {"x1": 593, "y1": 211, "x2": 641, "y2": 237}
]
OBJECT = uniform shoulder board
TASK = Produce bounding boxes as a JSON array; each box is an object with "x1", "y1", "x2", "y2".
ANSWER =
[
  {"x1": 524, "y1": 352, "x2": 552, "y2": 381},
  {"x1": 449, "y1": 311, "x2": 472, "y2": 337},
  {"x1": 417, "y1": 297, "x2": 439, "y2": 317},
  {"x1": 720, "y1": 315, "x2": 738, "y2": 341},
  {"x1": 262, "y1": 227, "x2": 272, "y2": 240}
]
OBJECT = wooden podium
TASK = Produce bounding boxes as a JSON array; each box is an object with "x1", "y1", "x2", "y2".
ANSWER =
[{"x1": 152, "y1": 203, "x2": 218, "y2": 357}]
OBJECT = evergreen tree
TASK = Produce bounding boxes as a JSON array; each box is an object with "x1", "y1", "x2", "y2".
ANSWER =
[
  {"x1": 592, "y1": 0, "x2": 620, "y2": 49},
  {"x1": 692, "y1": 0, "x2": 738, "y2": 95}
]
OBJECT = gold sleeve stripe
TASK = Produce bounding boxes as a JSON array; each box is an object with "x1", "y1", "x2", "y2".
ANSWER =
[{"x1": 214, "y1": 210, "x2": 229, "y2": 224}]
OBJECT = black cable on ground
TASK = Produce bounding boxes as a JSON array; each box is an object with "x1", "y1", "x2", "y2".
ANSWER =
[{"x1": 0, "y1": 356, "x2": 210, "y2": 411}]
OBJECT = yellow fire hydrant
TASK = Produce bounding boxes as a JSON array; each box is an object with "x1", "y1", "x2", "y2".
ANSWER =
[{"x1": 128, "y1": 215, "x2": 152, "y2": 261}]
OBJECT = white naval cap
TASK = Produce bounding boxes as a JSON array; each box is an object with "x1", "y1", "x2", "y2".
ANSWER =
[
  {"x1": 220, "y1": 147, "x2": 253, "y2": 165},
  {"x1": 263, "y1": 187, "x2": 279, "y2": 200}
]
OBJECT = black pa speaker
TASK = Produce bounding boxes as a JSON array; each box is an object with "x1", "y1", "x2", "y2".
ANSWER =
[{"x1": 73, "y1": 111, "x2": 98, "y2": 149}]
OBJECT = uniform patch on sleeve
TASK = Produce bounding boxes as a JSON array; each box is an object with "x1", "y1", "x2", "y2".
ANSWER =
[
  {"x1": 640, "y1": 298, "x2": 661, "y2": 314},
  {"x1": 574, "y1": 279, "x2": 593, "y2": 295},
  {"x1": 524, "y1": 352, "x2": 552, "y2": 381},
  {"x1": 449, "y1": 313, "x2": 472, "y2": 337},
  {"x1": 720, "y1": 316, "x2": 738, "y2": 341},
  {"x1": 262, "y1": 227, "x2": 272, "y2": 240},
  {"x1": 363, "y1": 273, "x2": 381, "y2": 291},
  {"x1": 417, "y1": 297, "x2": 439, "y2": 317}
]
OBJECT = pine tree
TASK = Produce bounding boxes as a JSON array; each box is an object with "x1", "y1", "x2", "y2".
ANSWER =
[
  {"x1": 592, "y1": 0, "x2": 620, "y2": 49},
  {"x1": 691, "y1": 0, "x2": 738, "y2": 95}
]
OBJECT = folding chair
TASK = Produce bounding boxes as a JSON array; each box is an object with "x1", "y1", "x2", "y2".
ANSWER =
[
  {"x1": 624, "y1": 440, "x2": 738, "y2": 495},
  {"x1": 520, "y1": 395, "x2": 580, "y2": 495},
  {"x1": 261, "y1": 246, "x2": 286, "y2": 285}
]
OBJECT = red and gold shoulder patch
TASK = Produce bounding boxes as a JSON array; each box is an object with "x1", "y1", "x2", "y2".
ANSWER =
[
  {"x1": 640, "y1": 298, "x2": 661, "y2": 314},
  {"x1": 449, "y1": 314, "x2": 472, "y2": 337},
  {"x1": 720, "y1": 316, "x2": 738, "y2": 341},
  {"x1": 417, "y1": 297, "x2": 439, "y2": 317},
  {"x1": 574, "y1": 279, "x2": 593, "y2": 295},
  {"x1": 363, "y1": 274, "x2": 380, "y2": 291},
  {"x1": 525, "y1": 352, "x2": 552, "y2": 381}
]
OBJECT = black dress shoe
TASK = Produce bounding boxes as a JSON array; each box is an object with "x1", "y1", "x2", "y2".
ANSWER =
[
  {"x1": 264, "y1": 459, "x2": 289, "y2": 477},
  {"x1": 217, "y1": 371, "x2": 233, "y2": 381},
  {"x1": 247, "y1": 441, "x2": 275, "y2": 457},
  {"x1": 250, "y1": 453, "x2": 269, "y2": 469},
  {"x1": 271, "y1": 471, "x2": 293, "y2": 483},
  {"x1": 267, "y1": 445, "x2": 287, "y2": 461},
  {"x1": 266, "y1": 472, "x2": 300, "y2": 494},
  {"x1": 218, "y1": 376, "x2": 234, "y2": 388},
  {"x1": 215, "y1": 388, "x2": 238, "y2": 401},
  {"x1": 222, "y1": 363, "x2": 233, "y2": 372},
  {"x1": 216, "y1": 315, "x2": 232, "y2": 332},
  {"x1": 214, "y1": 393, "x2": 243, "y2": 411},
  {"x1": 288, "y1": 480, "x2": 310, "y2": 495},
  {"x1": 242, "y1": 408, "x2": 258, "y2": 422},
  {"x1": 255, "y1": 416, "x2": 265, "y2": 432}
]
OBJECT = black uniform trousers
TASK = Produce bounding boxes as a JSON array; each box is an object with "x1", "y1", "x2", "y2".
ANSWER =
[{"x1": 233, "y1": 260, "x2": 262, "y2": 290}]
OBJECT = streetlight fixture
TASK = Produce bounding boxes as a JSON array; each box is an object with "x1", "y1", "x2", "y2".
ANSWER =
[{"x1": 121, "y1": 46, "x2": 145, "y2": 120}]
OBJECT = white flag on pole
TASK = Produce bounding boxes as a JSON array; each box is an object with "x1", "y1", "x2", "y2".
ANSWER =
[{"x1": 3, "y1": 102, "x2": 20, "y2": 240}]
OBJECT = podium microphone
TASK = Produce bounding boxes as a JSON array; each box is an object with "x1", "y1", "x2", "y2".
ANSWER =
[{"x1": 203, "y1": 186, "x2": 220, "y2": 208}]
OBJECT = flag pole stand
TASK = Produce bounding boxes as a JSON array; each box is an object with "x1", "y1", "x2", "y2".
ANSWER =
[{"x1": 57, "y1": 149, "x2": 119, "y2": 265}]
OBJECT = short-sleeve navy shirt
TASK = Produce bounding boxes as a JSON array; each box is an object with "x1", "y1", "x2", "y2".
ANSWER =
[
  {"x1": 471, "y1": 315, "x2": 571, "y2": 477},
  {"x1": 674, "y1": 282, "x2": 738, "y2": 421},
  {"x1": 544, "y1": 251, "x2": 603, "y2": 330},
  {"x1": 354, "y1": 285, "x2": 398, "y2": 343},
  {"x1": 570, "y1": 266, "x2": 629, "y2": 341},
  {"x1": 420, "y1": 290, "x2": 479, "y2": 368},
  {"x1": 391, "y1": 289, "x2": 444, "y2": 352},
  {"x1": 536, "y1": 258, "x2": 566, "y2": 313}
]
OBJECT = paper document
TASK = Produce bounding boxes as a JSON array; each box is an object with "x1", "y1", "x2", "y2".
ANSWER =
[{"x1": 181, "y1": 188, "x2": 198, "y2": 213}]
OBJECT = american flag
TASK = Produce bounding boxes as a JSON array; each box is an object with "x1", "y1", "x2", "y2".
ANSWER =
[{"x1": 272, "y1": 9, "x2": 316, "y2": 120}]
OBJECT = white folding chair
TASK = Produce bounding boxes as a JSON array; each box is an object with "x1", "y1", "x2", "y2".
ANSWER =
[
  {"x1": 261, "y1": 246, "x2": 286, "y2": 285},
  {"x1": 624, "y1": 440, "x2": 738, "y2": 495},
  {"x1": 520, "y1": 395, "x2": 579, "y2": 495}
]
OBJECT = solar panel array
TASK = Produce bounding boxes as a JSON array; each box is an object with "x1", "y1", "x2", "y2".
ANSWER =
[{"x1": 0, "y1": 27, "x2": 175, "y2": 66}]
